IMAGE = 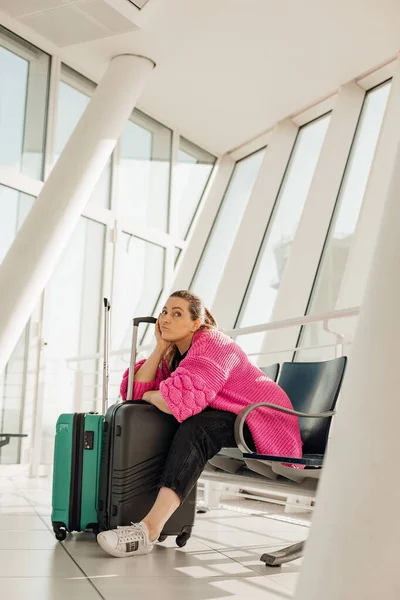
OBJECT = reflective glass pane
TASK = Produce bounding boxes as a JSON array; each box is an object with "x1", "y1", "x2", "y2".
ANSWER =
[
  {"x1": 191, "y1": 149, "x2": 265, "y2": 308},
  {"x1": 297, "y1": 81, "x2": 391, "y2": 361},
  {"x1": 115, "y1": 234, "x2": 165, "y2": 348},
  {"x1": 174, "y1": 138, "x2": 215, "y2": 239},
  {"x1": 0, "y1": 27, "x2": 50, "y2": 179},
  {"x1": 41, "y1": 217, "x2": 106, "y2": 463},
  {"x1": 53, "y1": 70, "x2": 111, "y2": 209},
  {"x1": 0, "y1": 185, "x2": 34, "y2": 464},
  {"x1": 119, "y1": 112, "x2": 172, "y2": 231},
  {"x1": 236, "y1": 114, "x2": 331, "y2": 354}
]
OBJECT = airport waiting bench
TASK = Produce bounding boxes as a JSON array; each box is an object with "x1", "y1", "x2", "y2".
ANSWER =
[
  {"x1": 0, "y1": 433, "x2": 27, "y2": 449},
  {"x1": 200, "y1": 356, "x2": 347, "y2": 566}
]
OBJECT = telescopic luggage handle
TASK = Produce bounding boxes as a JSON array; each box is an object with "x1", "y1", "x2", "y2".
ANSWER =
[
  {"x1": 133, "y1": 317, "x2": 158, "y2": 327},
  {"x1": 127, "y1": 316, "x2": 157, "y2": 402},
  {"x1": 102, "y1": 298, "x2": 111, "y2": 414}
]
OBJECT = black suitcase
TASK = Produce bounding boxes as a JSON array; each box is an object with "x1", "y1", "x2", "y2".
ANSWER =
[{"x1": 98, "y1": 317, "x2": 196, "y2": 547}]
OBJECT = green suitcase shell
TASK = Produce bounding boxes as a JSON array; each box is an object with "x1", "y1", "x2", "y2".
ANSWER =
[{"x1": 51, "y1": 412, "x2": 103, "y2": 541}]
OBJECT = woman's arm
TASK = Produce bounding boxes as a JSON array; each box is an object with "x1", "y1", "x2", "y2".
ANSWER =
[
  {"x1": 142, "y1": 390, "x2": 172, "y2": 415},
  {"x1": 134, "y1": 342, "x2": 169, "y2": 382}
]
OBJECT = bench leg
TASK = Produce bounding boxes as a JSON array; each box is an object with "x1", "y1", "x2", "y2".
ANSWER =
[
  {"x1": 260, "y1": 541, "x2": 305, "y2": 566},
  {"x1": 202, "y1": 480, "x2": 223, "y2": 509}
]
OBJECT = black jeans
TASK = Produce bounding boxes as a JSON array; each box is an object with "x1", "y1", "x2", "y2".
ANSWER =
[{"x1": 159, "y1": 408, "x2": 255, "y2": 503}]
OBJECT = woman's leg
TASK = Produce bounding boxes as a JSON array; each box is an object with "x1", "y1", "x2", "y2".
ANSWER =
[
  {"x1": 98, "y1": 409, "x2": 254, "y2": 557},
  {"x1": 143, "y1": 409, "x2": 247, "y2": 541}
]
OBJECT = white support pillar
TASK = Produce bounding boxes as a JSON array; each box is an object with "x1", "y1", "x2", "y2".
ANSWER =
[
  {"x1": 258, "y1": 83, "x2": 365, "y2": 363},
  {"x1": 295, "y1": 134, "x2": 400, "y2": 599},
  {"x1": 0, "y1": 54, "x2": 155, "y2": 374},
  {"x1": 212, "y1": 119, "x2": 298, "y2": 329}
]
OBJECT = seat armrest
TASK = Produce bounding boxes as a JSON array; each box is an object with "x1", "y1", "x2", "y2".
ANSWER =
[
  {"x1": 0, "y1": 433, "x2": 27, "y2": 449},
  {"x1": 242, "y1": 452, "x2": 324, "y2": 467},
  {"x1": 234, "y1": 402, "x2": 335, "y2": 453}
]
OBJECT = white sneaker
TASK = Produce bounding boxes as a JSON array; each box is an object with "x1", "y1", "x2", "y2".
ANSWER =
[{"x1": 97, "y1": 522, "x2": 154, "y2": 558}]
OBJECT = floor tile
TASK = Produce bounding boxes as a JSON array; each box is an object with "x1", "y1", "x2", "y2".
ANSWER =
[
  {"x1": 0, "y1": 506, "x2": 37, "y2": 515},
  {"x1": 0, "y1": 577, "x2": 100, "y2": 600},
  {"x1": 222, "y1": 547, "x2": 302, "y2": 576},
  {"x1": 267, "y1": 572, "x2": 299, "y2": 594},
  {"x1": 66, "y1": 536, "x2": 236, "y2": 579},
  {"x1": 193, "y1": 530, "x2": 278, "y2": 550},
  {"x1": 0, "y1": 529, "x2": 58, "y2": 550},
  {"x1": 0, "y1": 492, "x2": 31, "y2": 507},
  {"x1": 0, "y1": 547, "x2": 82, "y2": 578},
  {"x1": 210, "y1": 575, "x2": 293, "y2": 599},
  {"x1": 0, "y1": 478, "x2": 17, "y2": 491},
  {"x1": 93, "y1": 573, "x2": 263, "y2": 600},
  {"x1": 33, "y1": 505, "x2": 52, "y2": 516},
  {"x1": 11, "y1": 476, "x2": 52, "y2": 490},
  {"x1": 18, "y1": 488, "x2": 52, "y2": 506},
  {"x1": 0, "y1": 515, "x2": 48, "y2": 530}
]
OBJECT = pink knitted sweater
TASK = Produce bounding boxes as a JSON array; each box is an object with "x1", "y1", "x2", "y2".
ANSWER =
[{"x1": 120, "y1": 328, "x2": 302, "y2": 459}]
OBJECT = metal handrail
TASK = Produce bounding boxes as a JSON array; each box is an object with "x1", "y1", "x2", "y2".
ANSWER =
[{"x1": 65, "y1": 306, "x2": 360, "y2": 365}]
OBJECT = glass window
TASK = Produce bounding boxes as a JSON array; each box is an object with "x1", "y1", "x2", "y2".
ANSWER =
[
  {"x1": 191, "y1": 149, "x2": 266, "y2": 308},
  {"x1": 236, "y1": 114, "x2": 331, "y2": 354},
  {"x1": 174, "y1": 247, "x2": 182, "y2": 265},
  {"x1": 53, "y1": 67, "x2": 112, "y2": 209},
  {"x1": 0, "y1": 27, "x2": 50, "y2": 179},
  {"x1": 174, "y1": 138, "x2": 215, "y2": 239},
  {"x1": 297, "y1": 81, "x2": 391, "y2": 361},
  {"x1": 115, "y1": 234, "x2": 165, "y2": 348},
  {"x1": 0, "y1": 185, "x2": 34, "y2": 464},
  {"x1": 41, "y1": 217, "x2": 106, "y2": 463},
  {"x1": 119, "y1": 111, "x2": 172, "y2": 231}
]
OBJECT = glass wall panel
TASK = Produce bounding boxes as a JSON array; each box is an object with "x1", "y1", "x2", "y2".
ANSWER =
[
  {"x1": 297, "y1": 81, "x2": 391, "y2": 361},
  {"x1": 236, "y1": 114, "x2": 331, "y2": 354},
  {"x1": 53, "y1": 67, "x2": 111, "y2": 209},
  {"x1": 0, "y1": 27, "x2": 50, "y2": 179},
  {"x1": 41, "y1": 217, "x2": 106, "y2": 463},
  {"x1": 191, "y1": 149, "x2": 265, "y2": 308},
  {"x1": 119, "y1": 111, "x2": 172, "y2": 231},
  {"x1": 0, "y1": 185, "x2": 34, "y2": 463},
  {"x1": 174, "y1": 138, "x2": 215, "y2": 239},
  {"x1": 116, "y1": 234, "x2": 165, "y2": 347}
]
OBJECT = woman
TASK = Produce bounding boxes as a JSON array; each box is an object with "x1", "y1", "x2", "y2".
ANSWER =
[{"x1": 97, "y1": 290, "x2": 302, "y2": 558}]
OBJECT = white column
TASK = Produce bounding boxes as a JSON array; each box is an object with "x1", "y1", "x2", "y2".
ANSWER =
[
  {"x1": 258, "y1": 83, "x2": 365, "y2": 363},
  {"x1": 295, "y1": 134, "x2": 400, "y2": 599},
  {"x1": 0, "y1": 54, "x2": 154, "y2": 374},
  {"x1": 212, "y1": 119, "x2": 298, "y2": 329}
]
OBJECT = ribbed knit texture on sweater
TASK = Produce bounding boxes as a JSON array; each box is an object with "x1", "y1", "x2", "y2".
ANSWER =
[{"x1": 120, "y1": 328, "x2": 303, "y2": 459}]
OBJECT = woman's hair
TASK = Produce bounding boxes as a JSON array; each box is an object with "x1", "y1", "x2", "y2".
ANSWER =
[{"x1": 164, "y1": 290, "x2": 217, "y2": 371}]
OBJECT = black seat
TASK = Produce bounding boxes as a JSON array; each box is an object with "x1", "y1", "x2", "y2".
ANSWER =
[
  {"x1": 278, "y1": 357, "x2": 347, "y2": 458},
  {"x1": 233, "y1": 357, "x2": 348, "y2": 567}
]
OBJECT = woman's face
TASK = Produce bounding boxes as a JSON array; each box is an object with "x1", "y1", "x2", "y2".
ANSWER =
[{"x1": 159, "y1": 297, "x2": 201, "y2": 344}]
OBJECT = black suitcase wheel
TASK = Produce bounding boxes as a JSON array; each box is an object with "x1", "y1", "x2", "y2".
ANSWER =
[
  {"x1": 176, "y1": 529, "x2": 191, "y2": 548},
  {"x1": 53, "y1": 525, "x2": 67, "y2": 542},
  {"x1": 158, "y1": 535, "x2": 167, "y2": 543}
]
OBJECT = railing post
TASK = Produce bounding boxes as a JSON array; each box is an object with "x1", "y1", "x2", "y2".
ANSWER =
[{"x1": 73, "y1": 369, "x2": 84, "y2": 413}]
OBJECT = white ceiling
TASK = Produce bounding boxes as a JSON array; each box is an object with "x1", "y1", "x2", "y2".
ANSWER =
[{"x1": 1, "y1": 0, "x2": 400, "y2": 154}]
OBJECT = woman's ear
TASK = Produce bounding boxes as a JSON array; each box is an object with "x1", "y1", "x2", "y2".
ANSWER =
[{"x1": 191, "y1": 319, "x2": 202, "y2": 332}]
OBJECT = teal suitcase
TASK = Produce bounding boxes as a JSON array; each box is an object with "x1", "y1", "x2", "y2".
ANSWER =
[
  {"x1": 51, "y1": 299, "x2": 110, "y2": 541},
  {"x1": 51, "y1": 412, "x2": 103, "y2": 540}
]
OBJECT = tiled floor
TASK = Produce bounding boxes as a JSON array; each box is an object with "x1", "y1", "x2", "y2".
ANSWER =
[{"x1": 0, "y1": 472, "x2": 310, "y2": 600}]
